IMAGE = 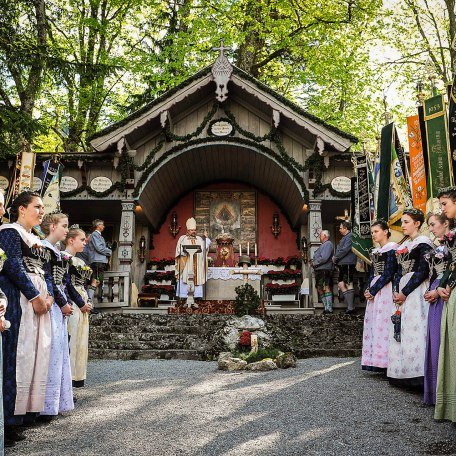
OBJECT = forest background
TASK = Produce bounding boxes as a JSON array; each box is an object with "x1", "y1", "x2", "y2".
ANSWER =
[{"x1": 0, "y1": 0, "x2": 454, "y2": 158}]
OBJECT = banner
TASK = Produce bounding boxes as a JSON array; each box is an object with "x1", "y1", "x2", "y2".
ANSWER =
[
  {"x1": 352, "y1": 155, "x2": 373, "y2": 264},
  {"x1": 40, "y1": 159, "x2": 63, "y2": 214},
  {"x1": 18, "y1": 151, "x2": 36, "y2": 193},
  {"x1": 377, "y1": 123, "x2": 412, "y2": 230},
  {"x1": 407, "y1": 115, "x2": 427, "y2": 212},
  {"x1": 449, "y1": 80, "x2": 456, "y2": 178},
  {"x1": 424, "y1": 94, "x2": 453, "y2": 209}
]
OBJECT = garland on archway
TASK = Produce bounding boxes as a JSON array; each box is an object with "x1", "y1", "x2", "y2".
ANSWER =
[{"x1": 61, "y1": 105, "x2": 349, "y2": 202}]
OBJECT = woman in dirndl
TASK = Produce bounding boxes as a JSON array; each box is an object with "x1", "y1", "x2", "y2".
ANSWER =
[
  {"x1": 0, "y1": 192, "x2": 52, "y2": 444},
  {"x1": 63, "y1": 226, "x2": 93, "y2": 388},
  {"x1": 362, "y1": 220, "x2": 398, "y2": 373},
  {"x1": 388, "y1": 208, "x2": 433, "y2": 388}
]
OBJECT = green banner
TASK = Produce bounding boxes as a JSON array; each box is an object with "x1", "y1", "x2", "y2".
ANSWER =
[{"x1": 424, "y1": 94, "x2": 454, "y2": 199}]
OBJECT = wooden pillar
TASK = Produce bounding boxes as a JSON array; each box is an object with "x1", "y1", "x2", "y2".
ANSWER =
[
  {"x1": 118, "y1": 200, "x2": 136, "y2": 273},
  {"x1": 308, "y1": 199, "x2": 322, "y2": 307}
]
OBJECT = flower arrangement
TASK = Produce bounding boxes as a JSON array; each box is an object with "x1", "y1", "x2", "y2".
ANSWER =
[
  {"x1": 239, "y1": 330, "x2": 252, "y2": 351},
  {"x1": 142, "y1": 284, "x2": 175, "y2": 295},
  {"x1": 145, "y1": 271, "x2": 175, "y2": 282},
  {"x1": 265, "y1": 282, "x2": 300, "y2": 295},
  {"x1": 0, "y1": 248, "x2": 6, "y2": 262},
  {"x1": 147, "y1": 257, "x2": 175, "y2": 269},
  {"x1": 257, "y1": 255, "x2": 301, "y2": 266},
  {"x1": 264, "y1": 269, "x2": 301, "y2": 279}
]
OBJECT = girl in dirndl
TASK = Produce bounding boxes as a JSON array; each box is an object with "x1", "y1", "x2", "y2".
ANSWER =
[
  {"x1": 435, "y1": 187, "x2": 456, "y2": 422},
  {"x1": 0, "y1": 192, "x2": 52, "y2": 444},
  {"x1": 388, "y1": 208, "x2": 433, "y2": 388},
  {"x1": 40, "y1": 213, "x2": 84, "y2": 420},
  {"x1": 423, "y1": 213, "x2": 452, "y2": 405},
  {"x1": 362, "y1": 220, "x2": 398, "y2": 373},
  {"x1": 63, "y1": 226, "x2": 93, "y2": 388}
]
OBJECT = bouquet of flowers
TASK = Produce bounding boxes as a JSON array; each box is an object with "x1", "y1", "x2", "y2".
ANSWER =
[{"x1": 239, "y1": 330, "x2": 252, "y2": 351}]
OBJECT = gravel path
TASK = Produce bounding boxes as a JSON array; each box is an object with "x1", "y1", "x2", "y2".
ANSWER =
[{"x1": 7, "y1": 358, "x2": 456, "y2": 456}]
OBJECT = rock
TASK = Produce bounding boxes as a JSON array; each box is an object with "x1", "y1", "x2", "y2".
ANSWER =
[
  {"x1": 222, "y1": 327, "x2": 241, "y2": 351},
  {"x1": 230, "y1": 315, "x2": 266, "y2": 331},
  {"x1": 244, "y1": 359, "x2": 278, "y2": 371},
  {"x1": 275, "y1": 352, "x2": 297, "y2": 369},
  {"x1": 218, "y1": 353, "x2": 247, "y2": 371}
]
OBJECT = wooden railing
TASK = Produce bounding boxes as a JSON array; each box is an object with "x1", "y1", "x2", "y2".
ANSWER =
[{"x1": 93, "y1": 271, "x2": 130, "y2": 308}]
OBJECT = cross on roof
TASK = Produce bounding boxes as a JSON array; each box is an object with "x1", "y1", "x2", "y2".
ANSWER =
[{"x1": 212, "y1": 40, "x2": 232, "y2": 58}]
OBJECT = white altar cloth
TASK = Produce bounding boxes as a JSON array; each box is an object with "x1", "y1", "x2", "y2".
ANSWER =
[{"x1": 207, "y1": 266, "x2": 264, "y2": 281}]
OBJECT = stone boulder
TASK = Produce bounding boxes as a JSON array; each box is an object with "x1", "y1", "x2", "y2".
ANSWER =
[
  {"x1": 244, "y1": 359, "x2": 278, "y2": 371},
  {"x1": 221, "y1": 316, "x2": 271, "y2": 351},
  {"x1": 217, "y1": 352, "x2": 247, "y2": 371},
  {"x1": 275, "y1": 352, "x2": 297, "y2": 369},
  {"x1": 230, "y1": 315, "x2": 265, "y2": 331}
]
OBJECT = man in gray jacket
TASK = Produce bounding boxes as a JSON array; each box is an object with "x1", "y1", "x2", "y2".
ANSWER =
[
  {"x1": 311, "y1": 230, "x2": 334, "y2": 314},
  {"x1": 333, "y1": 220, "x2": 357, "y2": 314},
  {"x1": 86, "y1": 219, "x2": 112, "y2": 308}
]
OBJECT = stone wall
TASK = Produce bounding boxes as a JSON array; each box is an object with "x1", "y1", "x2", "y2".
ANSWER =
[{"x1": 89, "y1": 313, "x2": 364, "y2": 360}]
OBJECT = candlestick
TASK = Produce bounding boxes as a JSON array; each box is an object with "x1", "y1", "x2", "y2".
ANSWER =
[{"x1": 247, "y1": 241, "x2": 250, "y2": 256}]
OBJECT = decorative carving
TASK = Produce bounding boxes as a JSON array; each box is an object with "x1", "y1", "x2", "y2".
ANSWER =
[
  {"x1": 160, "y1": 110, "x2": 169, "y2": 129},
  {"x1": 121, "y1": 202, "x2": 135, "y2": 212},
  {"x1": 272, "y1": 110, "x2": 280, "y2": 128},
  {"x1": 316, "y1": 137, "x2": 325, "y2": 156},
  {"x1": 270, "y1": 213, "x2": 282, "y2": 238},
  {"x1": 138, "y1": 235, "x2": 146, "y2": 263},
  {"x1": 215, "y1": 232, "x2": 235, "y2": 267},
  {"x1": 211, "y1": 40, "x2": 233, "y2": 102}
]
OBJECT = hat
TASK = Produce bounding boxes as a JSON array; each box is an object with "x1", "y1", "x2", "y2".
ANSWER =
[{"x1": 186, "y1": 217, "x2": 197, "y2": 230}]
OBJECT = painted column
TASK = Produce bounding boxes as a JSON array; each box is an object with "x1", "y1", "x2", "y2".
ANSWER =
[
  {"x1": 308, "y1": 199, "x2": 323, "y2": 307},
  {"x1": 118, "y1": 200, "x2": 136, "y2": 273}
]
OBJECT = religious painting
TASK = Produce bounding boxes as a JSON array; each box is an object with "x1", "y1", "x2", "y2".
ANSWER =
[{"x1": 194, "y1": 191, "x2": 256, "y2": 253}]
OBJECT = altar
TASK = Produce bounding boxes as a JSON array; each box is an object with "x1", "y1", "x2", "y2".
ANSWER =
[{"x1": 205, "y1": 266, "x2": 264, "y2": 300}]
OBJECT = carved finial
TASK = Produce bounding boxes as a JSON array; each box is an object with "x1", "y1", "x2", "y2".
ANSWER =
[{"x1": 211, "y1": 40, "x2": 233, "y2": 102}]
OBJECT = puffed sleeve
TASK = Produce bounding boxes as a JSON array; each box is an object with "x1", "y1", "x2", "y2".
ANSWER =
[
  {"x1": 401, "y1": 244, "x2": 432, "y2": 296},
  {"x1": 0, "y1": 229, "x2": 40, "y2": 301},
  {"x1": 369, "y1": 250, "x2": 398, "y2": 297}
]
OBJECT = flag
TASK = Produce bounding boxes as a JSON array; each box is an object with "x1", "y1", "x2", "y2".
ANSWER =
[
  {"x1": 407, "y1": 115, "x2": 427, "y2": 213},
  {"x1": 376, "y1": 123, "x2": 412, "y2": 231},
  {"x1": 448, "y1": 79, "x2": 456, "y2": 179},
  {"x1": 352, "y1": 154, "x2": 373, "y2": 264},
  {"x1": 40, "y1": 159, "x2": 63, "y2": 214},
  {"x1": 424, "y1": 94, "x2": 454, "y2": 212},
  {"x1": 18, "y1": 151, "x2": 36, "y2": 193}
]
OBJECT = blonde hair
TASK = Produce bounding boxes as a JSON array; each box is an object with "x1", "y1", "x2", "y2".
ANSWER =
[
  {"x1": 41, "y1": 213, "x2": 68, "y2": 235},
  {"x1": 61, "y1": 226, "x2": 86, "y2": 247}
]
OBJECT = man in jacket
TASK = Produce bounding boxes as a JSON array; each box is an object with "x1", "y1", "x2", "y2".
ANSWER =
[
  {"x1": 87, "y1": 219, "x2": 112, "y2": 309},
  {"x1": 333, "y1": 220, "x2": 357, "y2": 314},
  {"x1": 311, "y1": 230, "x2": 334, "y2": 314}
]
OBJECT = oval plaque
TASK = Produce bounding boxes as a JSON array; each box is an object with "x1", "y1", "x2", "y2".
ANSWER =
[
  {"x1": 210, "y1": 120, "x2": 233, "y2": 136},
  {"x1": 330, "y1": 176, "x2": 351, "y2": 193},
  {"x1": 90, "y1": 176, "x2": 113, "y2": 192},
  {"x1": 32, "y1": 177, "x2": 42, "y2": 192},
  {"x1": 0, "y1": 176, "x2": 9, "y2": 190},
  {"x1": 60, "y1": 176, "x2": 78, "y2": 192}
]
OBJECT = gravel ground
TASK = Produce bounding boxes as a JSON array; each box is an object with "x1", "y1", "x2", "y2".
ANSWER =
[{"x1": 7, "y1": 358, "x2": 456, "y2": 456}]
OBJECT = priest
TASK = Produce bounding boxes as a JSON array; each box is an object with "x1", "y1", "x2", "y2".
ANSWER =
[{"x1": 175, "y1": 218, "x2": 211, "y2": 305}]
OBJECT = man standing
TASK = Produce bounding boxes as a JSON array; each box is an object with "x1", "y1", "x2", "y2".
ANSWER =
[
  {"x1": 175, "y1": 218, "x2": 211, "y2": 307},
  {"x1": 333, "y1": 220, "x2": 357, "y2": 314},
  {"x1": 311, "y1": 230, "x2": 334, "y2": 314},
  {"x1": 87, "y1": 219, "x2": 112, "y2": 310}
]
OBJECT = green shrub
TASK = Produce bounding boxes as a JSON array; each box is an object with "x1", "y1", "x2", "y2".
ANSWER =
[{"x1": 234, "y1": 283, "x2": 260, "y2": 316}]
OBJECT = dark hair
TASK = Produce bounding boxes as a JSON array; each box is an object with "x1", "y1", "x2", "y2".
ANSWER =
[
  {"x1": 426, "y1": 212, "x2": 455, "y2": 229},
  {"x1": 437, "y1": 186, "x2": 456, "y2": 201},
  {"x1": 371, "y1": 219, "x2": 391, "y2": 238},
  {"x1": 9, "y1": 191, "x2": 41, "y2": 222},
  {"x1": 403, "y1": 208, "x2": 425, "y2": 227},
  {"x1": 339, "y1": 220, "x2": 351, "y2": 231}
]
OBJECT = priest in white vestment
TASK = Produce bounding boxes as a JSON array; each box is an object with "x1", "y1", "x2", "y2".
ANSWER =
[{"x1": 175, "y1": 217, "x2": 211, "y2": 301}]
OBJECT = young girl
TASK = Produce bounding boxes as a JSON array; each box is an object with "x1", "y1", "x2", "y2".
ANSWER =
[
  {"x1": 435, "y1": 187, "x2": 456, "y2": 422},
  {"x1": 0, "y1": 191, "x2": 52, "y2": 443},
  {"x1": 423, "y1": 213, "x2": 451, "y2": 405},
  {"x1": 63, "y1": 226, "x2": 93, "y2": 388},
  {"x1": 40, "y1": 213, "x2": 84, "y2": 420},
  {"x1": 362, "y1": 220, "x2": 398, "y2": 373},
  {"x1": 388, "y1": 208, "x2": 433, "y2": 388}
]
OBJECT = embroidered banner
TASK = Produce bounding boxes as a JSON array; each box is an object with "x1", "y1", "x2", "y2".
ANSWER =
[
  {"x1": 448, "y1": 80, "x2": 456, "y2": 175},
  {"x1": 407, "y1": 115, "x2": 427, "y2": 212},
  {"x1": 18, "y1": 151, "x2": 36, "y2": 193},
  {"x1": 424, "y1": 94, "x2": 453, "y2": 206},
  {"x1": 40, "y1": 159, "x2": 63, "y2": 214},
  {"x1": 352, "y1": 155, "x2": 373, "y2": 264},
  {"x1": 377, "y1": 123, "x2": 412, "y2": 230}
]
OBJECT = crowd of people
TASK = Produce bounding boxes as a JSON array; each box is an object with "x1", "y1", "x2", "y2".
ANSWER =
[
  {"x1": 0, "y1": 190, "x2": 111, "y2": 449},
  {"x1": 361, "y1": 187, "x2": 456, "y2": 423}
]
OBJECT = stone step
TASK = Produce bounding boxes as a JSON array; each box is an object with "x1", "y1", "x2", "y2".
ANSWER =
[
  {"x1": 89, "y1": 348, "x2": 203, "y2": 361},
  {"x1": 91, "y1": 332, "x2": 200, "y2": 342},
  {"x1": 90, "y1": 338, "x2": 200, "y2": 351},
  {"x1": 90, "y1": 325, "x2": 202, "y2": 336}
]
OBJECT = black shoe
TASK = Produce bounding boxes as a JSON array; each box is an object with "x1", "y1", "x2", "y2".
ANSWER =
[
  {"x1": 36, "y1": 415, "x2": 54, "y2": 423},
  {"x1": 5, "y1": 427, "x2": 26, "y2": 442},
  {"x1": 5, "y1": 438, "x2": 15, "y2": 447},
  {"x1": 72, "y1": 380, "x2": 85, "y2": 388},
  {"x1": 345, "y1": 309, "x2": 356, "y2": 315},
  {"x1": 90, "y1": 308, "x2": 100, "y2": 315}
]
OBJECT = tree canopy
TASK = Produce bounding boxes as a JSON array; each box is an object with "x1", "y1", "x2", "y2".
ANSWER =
[{"x1": 0, "y1": 0, "x2": 454, "y2": 157}]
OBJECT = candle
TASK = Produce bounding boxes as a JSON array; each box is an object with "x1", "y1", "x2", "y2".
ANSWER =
[
  {"x1": 254, "y1": 243, "x2": 257, "y2": 257},
  {"x1": 247, "y1": 241, "x2": 250, "y2": 256},
  {"x1": 239, "y1": 243, "x2": 242, "y2": 255}
]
